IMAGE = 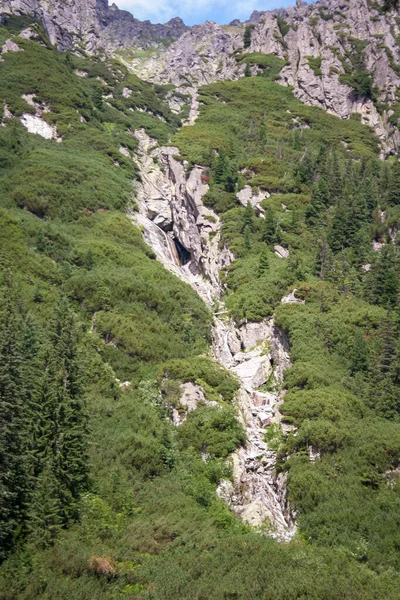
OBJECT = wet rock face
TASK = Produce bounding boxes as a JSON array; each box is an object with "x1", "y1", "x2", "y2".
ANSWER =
[
  {"x1": 130, "y1": 128, "x2": 233, "y2": 305},
  {"x1": 130, "y1": 124, "x2": 295, "y2": 539}
]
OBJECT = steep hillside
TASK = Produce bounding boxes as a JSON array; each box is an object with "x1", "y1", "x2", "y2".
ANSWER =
[
  {"x1": 0, "y1": 6, "x2": 400, "y2": 600},
  {"x1": 127, "y1": 0, "x2": 400, "y2": 154}
]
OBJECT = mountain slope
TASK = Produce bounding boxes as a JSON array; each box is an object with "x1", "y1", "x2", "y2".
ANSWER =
[{"x1": 0, "y1": 7, "x2": 400, "y2": 600}]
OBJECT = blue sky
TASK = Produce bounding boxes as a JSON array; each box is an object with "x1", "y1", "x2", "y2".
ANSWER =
[{"x1": 114, "y1": 0, "x2": 301, "y2": 26}]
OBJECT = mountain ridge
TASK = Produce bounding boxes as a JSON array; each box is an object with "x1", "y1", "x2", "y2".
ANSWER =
[{"x1": 2, "y1": 0, "x2": 400, "y2": 154}]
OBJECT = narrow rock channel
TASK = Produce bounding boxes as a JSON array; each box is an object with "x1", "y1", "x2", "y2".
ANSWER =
[{"x1": 130, "y1": 129, "x2": 296, "y2": 540}]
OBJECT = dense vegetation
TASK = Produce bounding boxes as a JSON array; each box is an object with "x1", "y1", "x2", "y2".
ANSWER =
[{"x1": 0, "y1": 16, "x2": 400, "y2": 600}]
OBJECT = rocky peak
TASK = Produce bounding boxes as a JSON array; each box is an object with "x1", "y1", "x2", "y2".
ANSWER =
[
  {"x1": 127, "y1": 0, "x2": 400, "y2": 153},
  {"x1": 0, "y1": 0, "x2": 188, "y2": 50}
]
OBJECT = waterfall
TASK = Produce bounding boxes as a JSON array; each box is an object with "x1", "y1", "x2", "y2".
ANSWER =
[{"x1": 130, "y1": 128, "x2": 296, "y2": 540}]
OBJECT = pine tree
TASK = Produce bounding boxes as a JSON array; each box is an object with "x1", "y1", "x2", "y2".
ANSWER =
[
  {"x1": 243, "y1": 225, "x2": 251, "y2": 250},
  {"x1": 242, "y1": 201, "x2": 254, "y2": 233},
  {"x1": 325, "y1": 152, "x2": 343, "y2": 203},
  {"x1": 369, "y1": 244, "x2": 399, "y2": 308},
  {"x1": 29, "y1": 347, "x2": 59, "y2": 479},
  {"x1": 0, "y1": 285, "x2": 29, "y2": 558},
  {"x1": 48, "y1": 297, "x2": 89, "y2": 524},
  {"x1": 244, "y1": 63, "x2": 252, "y2": 78},
  {"x1": 262, "y1": 207, "x2": 278, "y2": 245},
  {"x1": 368, "y1": 314, "x2": 400, "y2": 418},
  {"x1": 387, "y1": 161, "x2": 400, "y2": 205},
  {"x1": 28, "y1": 463, "x2": 63, "y2": 548},
  {"x1": 258, "y1": 248, "x2": 269, "y2": 276},
  {"x1": 259, "y1": 123, "x2": 267, "y2": 150},
  {"x1": 315, "y1": 236, "x2": 334, "y2": 280},
  {"x1": 213, "y1": 149, "x2": 228, "y2": 185},
  {"x1": 305, "y1": 178, "x2": 329, "y2": 225},
  {"x1": 350, "y1": 329, "x2": 369, "y2": 375}
]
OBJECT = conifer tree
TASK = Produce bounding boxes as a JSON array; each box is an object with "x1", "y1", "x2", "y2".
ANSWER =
[
  {"x1": 47, "y1": 297, "x2": 89, "y2": 524},
  {"x1": 368, "y1": 314, "x2": 400, "y2": 418},
  {"x1": 387, "y1": 161, "x2": 400, "y2": 205},
  {"x1": 325, "y1": 152, "x2": 343, "y2": 203},
  {"x1": 262, "y1": 207, "x2": 278, "y2": 245},
  {"x1": 243, "y1": 225, "x2": 251, "y2": 250},
  {"x1": 213, "y1": 149, "x2": 229, "y2": 185},
  {"x1": 242, "y1": 201, "x2": 254, "y2": 233},
  {"x1": 368, "y1": 244, "x2": 399, "y2": 308},
  {"x1": 305, "y1": 178, "x2": 329, "y2": 225},
  {"x1": 350, "y1": 329, "x2": 369, "y2": 375},
  {"x1": 28, "y1": 462, "x2": 63, "y2": 548},
  {"x1": 315, "y1": 236, "x2": 334, "y2": 280},
  {"x1": 258, "y1": 248, "x2": 269, "y2": 276},
  {"x1": 0, "y1": 285, "x2": 28, "y2": 558}
]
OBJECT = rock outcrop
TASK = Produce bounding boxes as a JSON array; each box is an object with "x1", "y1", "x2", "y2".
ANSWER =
[
  {"x1": 130, "y1": 128, "x2": 233, "y2": 305},
  {"x1": 213, "y1": 316, "x2": 296, "y2": 539},
  {"x1": 124, "y1": 0, "x2": 400, "y2": 153},
  {"x1": 131, "y1": 126, "x2": 295, "y2": 539},
  {"x1": 4, "y1": 0, "x2": 400, "y2": 150},
  {"x1": 0, "y1": 0, "x2": 187, "y2": 51}
]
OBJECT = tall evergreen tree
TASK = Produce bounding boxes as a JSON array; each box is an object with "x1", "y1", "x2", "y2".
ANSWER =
[
  {"x1": 350, "y1": 329, "x2": 369, "y2": 375},
  {"x1": 28, "y1": 462, "x2": 63, "y2": 548},
  {"x1": 258, "y1": 248, "x2": 270, "y2": 276},
  {"x1": 369, "y1": 314, "x2": 400, "y2": 418},
  {"x1": 243, "y1": 225, "x2": 251, "y2": 250},
  {"x1": 305, "y1": 178, "x2": 329, "y2": 225},
  {"x1": 48, "y1": 297, "x2": 89, "y2": 523},
  {"x1": 0, "y1": 285, "x2": 28, "y2": 558},
  {"x1": 387, "y1": 161, "x2": 400, "y2": 205},
  {"x1": 242, "y1": 201, "x2": 254, "y2": 233},
  {"x1": 368, "y1": 244, "x2": 399, "y2": 308},
  {"x1": 262, "y1": 207, "x2": 278, "y2": 245}
]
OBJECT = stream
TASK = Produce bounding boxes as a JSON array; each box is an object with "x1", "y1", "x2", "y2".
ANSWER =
[{"x1": 129, "y1": 128, "x2": 296, "y2": 540}]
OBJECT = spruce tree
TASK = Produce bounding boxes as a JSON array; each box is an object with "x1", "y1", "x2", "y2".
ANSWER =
[
  {"x1": 258, "y1": 248, "x2": 269, "y2": 276},
  {"x1": 0, "y1": 285, "x2": 28, "y2": 558},
  {"x1": 305, "y1": 178, "x2": 329, "y2": 225},
  {"x1": 262, "y1": 207, "x2": 278, "y2": 245},
  {"x1": 28, "y1": 462, "x2": 63, "y2": 548},
  {"x1": 369, "y1": 244, "x2": 399, "y2": 308},
  {"x1": 350, "y1": 330, "x2": 369, "y2": 375},
  {"x1": 243, "y1": 225, "x2": 251, "y2": 250},
  {"x1": 387, "y1": 161, "x2": 400, "y2": 205},
  {"x1": 243, "y1": 201, "x2": 254, "y2": 233},
  {"x1": 369, "y1": 314, "x2": 400, "y2": 418},
  {"x1": 213, "y1": 149, "x2": 228, "y2": 186},
  {"x1": 48, "y1": 297, "x2": 89, "y2": 524}
]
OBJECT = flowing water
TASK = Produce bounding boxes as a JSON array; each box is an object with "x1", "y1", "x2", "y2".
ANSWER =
[{"x1": 130, "y1": 128, "x2": 296, "y2": 540}]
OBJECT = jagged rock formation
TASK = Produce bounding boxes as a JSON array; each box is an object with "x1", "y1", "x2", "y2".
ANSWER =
[
  {"x1": 0, "y1": 0, "x2": 187, "y2": 51},
  {"x1": 131, "y1": 127, "x2": 295, "y2": 540},
  {"x1": 129, "y1": 21, "x2": 243, "y2": 86},
  {"x1": 130, "y1": 128, "x2": 233, "y2": 304},
  {"x1": 247, "y1": 0, "x2": 400, "y2": 153},
  {"x1": 213, "y1": 317, "x2": 296, "y2": 539},
  {"x1": 3, "y1": 0, "x2": 400, "y2": 150},
  {"x1": 125, "y1": 0, "x2": 400, "y2": 153}
]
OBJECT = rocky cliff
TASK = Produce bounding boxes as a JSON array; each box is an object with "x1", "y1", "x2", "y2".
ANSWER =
[
  {"x1": 3, "y1": 0, "x2": 400, "y2": 151},
  {"x1": 0, "y1": 0, "x2": 187, "y2": 51},
  {"x1": 128, "y1": 0, "x2": 400, "y2": 153}
]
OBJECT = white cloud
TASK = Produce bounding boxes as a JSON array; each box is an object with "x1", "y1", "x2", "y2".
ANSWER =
[{"x1": 114, "y1": 0, "x2": 294, "y2": 25}]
